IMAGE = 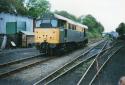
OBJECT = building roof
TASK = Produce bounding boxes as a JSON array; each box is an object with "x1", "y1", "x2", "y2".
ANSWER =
[
  {"x1": 0, "y1": 12, "x2": 33, "y2": 19},
  {"x1": 21, "y1": 31, "x2": 34, "y2": 35}
]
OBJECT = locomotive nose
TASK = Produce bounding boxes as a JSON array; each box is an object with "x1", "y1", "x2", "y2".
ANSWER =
[
  {"x1": 44, "y1": 40, "x2": 47, "y2": 42},
  {"x1": 43, "y1": 35, "x2": 48, "y2": 41}
]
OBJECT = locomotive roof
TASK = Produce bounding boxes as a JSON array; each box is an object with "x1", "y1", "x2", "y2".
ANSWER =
[{"x1": 54, "y1": 14, "x2": 88, "y2": 29}]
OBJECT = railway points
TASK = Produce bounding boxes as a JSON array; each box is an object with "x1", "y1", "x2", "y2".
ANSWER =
[
  {"x1": 77, "y1": 46, "x2": 122, "y2": 85},
  {"x1": 90, "y1": 42, "x2": 125, "y2": 85}
]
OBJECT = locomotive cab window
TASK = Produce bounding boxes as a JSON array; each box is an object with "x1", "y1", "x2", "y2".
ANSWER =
[
  {"x1": 51, "y1": 20, "x2": 58, "y2": 27},
  {"x1": 40, "y1": 19, "x2": 58, "y2": 28},
  {"x1": 58, "y1": 20, "x2": 66, "y2": 29}
]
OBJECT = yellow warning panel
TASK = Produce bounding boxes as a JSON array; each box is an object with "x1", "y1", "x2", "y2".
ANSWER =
[{"x1": 35, "y1": 28, "x2": 60, "y2": 44}]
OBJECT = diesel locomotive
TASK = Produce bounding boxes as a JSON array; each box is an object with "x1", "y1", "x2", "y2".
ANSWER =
[{"x1": 35, "y1": 14, "x2": 88, "y2": 54}]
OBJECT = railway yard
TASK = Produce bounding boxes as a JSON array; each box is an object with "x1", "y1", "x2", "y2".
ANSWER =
[
  {"x1": 0, "y1": 0, "x2": 125, "y2": 85},
  {"x1": 0, "y1": 39, "x2": 125, "y2": 85}
]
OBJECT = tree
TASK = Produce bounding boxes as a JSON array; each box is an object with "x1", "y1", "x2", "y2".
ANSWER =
[
  {"x1": 27, "y1": 0, "x2": 50, "y2": 18},
  {"x1": 55, "y1": 10, "x2": 78, "y2": 22},
  {"x1": 15, "y1": 0, "x2": 28, "y2": 15},
  {"x1": 80, "y1": 15, "x2": 104, "y2": 38},
  {"x1": 116, "y1": 22, "x2": 125, "y2": 36},
  {"x1": 0, "y1": 0, "x2": 15, "y2": 13},
  {"x1": 81, "y1": 15, "x2": 104, "y2": 33},
  {"x1": 0, "y1": 0, "x2": 50, "y2": 17},
  {"x1": 0, "y1": 0, "x2": 27, "y2": 15}
]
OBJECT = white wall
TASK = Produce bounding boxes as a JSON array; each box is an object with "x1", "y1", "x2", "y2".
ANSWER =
[{"x1": 0, "y1": 12, "x2": 33, "y2": 34}]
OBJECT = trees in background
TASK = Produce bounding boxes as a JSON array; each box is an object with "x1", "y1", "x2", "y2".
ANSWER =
[
  {"x1": 27, "y1": 0, "x2": 50, "y2": 18},
  {"x1": 15, "y1": 0, "x2": 28, "y2": 15},
  {"x1": 80, "y1": 15, "x2": 104, "y2": 38},
  {"x1": 0, "y1": 0, "x2": 50, "y2": 18},
  {"x1": 116, "y1": 22, "x2": 125, "y2": 36},
  {"x1": 81, "y1": 15, "x2": 104, "y2": 33},
  {"x1": 0, "y1": 0, "x2": 27, "y2": 15},
  {"x1": 0, "y1": 0, "x2": 13, "y2": 12},
  {"x1": 55, "y1": 10, "x2": 78, "y2": 22}
]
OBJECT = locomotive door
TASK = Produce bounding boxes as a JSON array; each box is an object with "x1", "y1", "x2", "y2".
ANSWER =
[{"x1": 64, "y1": 29, "x2": 67, "y2": 42}]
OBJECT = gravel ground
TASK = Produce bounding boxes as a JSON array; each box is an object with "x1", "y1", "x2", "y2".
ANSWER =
[
  {"x1": 0, "y1": 44, "x2": 96, "y2": 85},
  {"x1": 0, "y1": 48, "x2": 40, "y2": 64},
  {"x1": 92, "y1": 41, "x2": 125, "y2": 85}
]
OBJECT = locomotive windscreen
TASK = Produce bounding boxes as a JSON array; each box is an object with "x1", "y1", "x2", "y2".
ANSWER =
[{"x1": 40, "y1": 19, "x2": 58, "y2": 28}]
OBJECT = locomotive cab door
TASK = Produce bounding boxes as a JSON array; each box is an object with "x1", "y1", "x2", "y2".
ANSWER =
[{"x1": 64, "y1": 29, "x2": 67, "y2": 42}]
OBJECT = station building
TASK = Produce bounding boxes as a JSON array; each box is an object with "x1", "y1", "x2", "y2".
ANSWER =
[{"x1": 0, "y1": 12, "x2": 34, "y2": 48}]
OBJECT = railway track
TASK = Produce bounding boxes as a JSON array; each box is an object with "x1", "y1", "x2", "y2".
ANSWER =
[
  {"x1": 0, "y1": 54, "x2": 56, "y2": 78},
  {"x1": 34, "y1": 40, "x2": 110, "y2": 85},
  {"x1": 0, "y1": 53, "x2": 44, "y2": 67},
  {"x1": 89, "y1": 46, "x2": 124, "y2": 85},
  {"x1": 77, "y1": 44, "x2": 123, "y2": 85},
  {"x1": 0, "y1": 39, "x2": 105, "y2": 79}
]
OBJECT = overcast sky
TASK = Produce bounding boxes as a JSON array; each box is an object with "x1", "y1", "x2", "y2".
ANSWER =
[{"x1": 48, "y1": 0, "x2": 125, "y2": 32}]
